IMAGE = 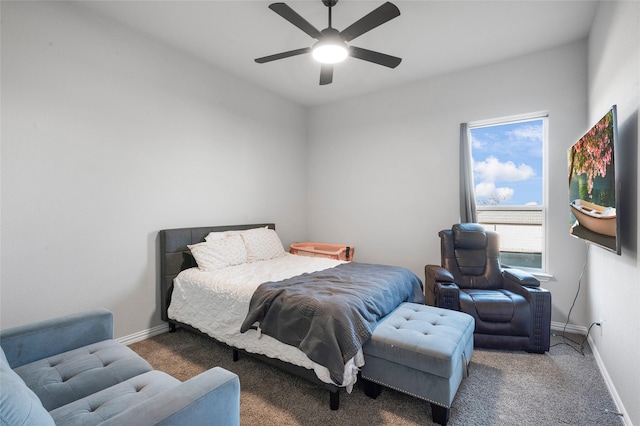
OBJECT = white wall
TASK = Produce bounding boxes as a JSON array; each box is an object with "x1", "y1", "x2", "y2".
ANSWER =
[
  {"x1": 2, "y1": 1, "x2": 638, "y2": 423},
  {"x1": 307, "y1": 40, "x2": 591, "y2": 327},
  {"x1": 0, "y1": 2, "x2": 308, "y2": 337},
  {"x1": 586, "y1": 1, "x2": 640, "y2": 424}
]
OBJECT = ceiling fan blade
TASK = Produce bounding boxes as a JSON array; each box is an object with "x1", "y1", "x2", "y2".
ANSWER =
[
  {"x1": 340, "y1": 2, "x2": 400, "y2": 42},
  {"x1": 349, "y1": 46, "x2": 402, "y2": 68},
  {"x1": 269, "y1": 3, "x2": 322, "y2": 39},
  {"x1": 255, "y1": 47, "x2": 311, "y2": 63},
  {"x1": 319, "y1": 64, "x2": 333, "y2": 85}
]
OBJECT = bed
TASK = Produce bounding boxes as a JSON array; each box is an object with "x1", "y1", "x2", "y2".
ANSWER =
[{"x1": 159, "y1": 223, "x2": 425, "y2": 409}]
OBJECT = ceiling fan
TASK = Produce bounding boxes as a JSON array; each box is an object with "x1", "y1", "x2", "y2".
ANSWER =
[{"x1": 255, "y1": 1, "x2": 402, "y2": 85}]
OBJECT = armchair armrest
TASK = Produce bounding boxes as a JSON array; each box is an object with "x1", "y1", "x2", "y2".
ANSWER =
[
  {"x1": 425, "y1": 265, "x2": 460, "y2": 309},
  {"x1": 503, "y1": 268, "x2": 540, "y2": 288},
  {"x1": 504, "y1": 270, "x2": 550, "y2": 309},
  {"x1": 503, "y1": 269, "x2": 544, "y2": 301},
  {"x1": 427, "y1": 265, "x2": 455, "y2": 283},
  {"x1": 0, "y1": 309, "x2": 113, "y2": 368},
  {"x1": 102, "y1": 367, "x2": 240, "y2": 426},
  {"x1": 517, "y1": 286, "x2": 552, "y2": 353},
  {"x1": 503, "y1": 273, "x2": 551, "y2": 353},
  {"x1": 436, "y1": 282, "x2": 461, "y2": 311}
]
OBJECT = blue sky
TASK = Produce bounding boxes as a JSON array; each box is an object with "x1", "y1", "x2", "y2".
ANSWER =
[{"x1": 470, "y1": 119, "x2": 543, "y2": 206}]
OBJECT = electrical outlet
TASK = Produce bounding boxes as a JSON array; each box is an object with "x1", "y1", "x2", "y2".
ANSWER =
[{"x1": 596, "y1": 319, "x2": 603, "y2": 336}]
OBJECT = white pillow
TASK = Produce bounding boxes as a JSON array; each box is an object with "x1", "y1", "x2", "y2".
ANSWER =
[
  {"x1": 188, "y1": 234, "x2": 248, "y2": 271},
  {"x1": 240, "y1": 227, "x2": 285, "y2": 261},
  {"x1": 204, "y1": 230, "x2": 235, "y2": 242}
]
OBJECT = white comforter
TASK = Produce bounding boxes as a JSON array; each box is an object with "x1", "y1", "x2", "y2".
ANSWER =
[{"x1": 167, "y1": 253, "x2": 365, "y2": 391}]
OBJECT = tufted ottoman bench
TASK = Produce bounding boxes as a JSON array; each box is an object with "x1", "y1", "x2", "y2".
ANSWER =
[{"x1": 361, "y1": 303, "x2": 474, "y2": 426}]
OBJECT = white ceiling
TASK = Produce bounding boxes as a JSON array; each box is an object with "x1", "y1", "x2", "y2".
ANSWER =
[{"x1": 80, "y1": 0, "x2": 599, "y2": 107}]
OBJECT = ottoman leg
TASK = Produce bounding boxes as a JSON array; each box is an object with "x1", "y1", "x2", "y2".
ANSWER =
[
  {"x1": 362, "y1": 379, "x2": 383, "y2": 399},
  {"x1": 430, "y1": 403, "x2": 450, "y2": 426}
]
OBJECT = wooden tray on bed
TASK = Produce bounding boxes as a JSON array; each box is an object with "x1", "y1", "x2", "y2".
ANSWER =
[{"x1": 290, "y1": 242, "x2": 354, "y2": 261}]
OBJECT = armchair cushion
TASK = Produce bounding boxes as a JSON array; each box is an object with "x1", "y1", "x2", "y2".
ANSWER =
[
  {"x1": 99, "y1": 367, "x2": 241, "y2": 426},
  {"x1": 14, "y1": 340, "x2": 153, "y2": 411},
  {"x1": 452, "y1": 224, "x2": 489, "y2": 277},
  {"x1": 460, "y1": 289, "x2": 530, "y2": 336},
  {"x1": 49, "y1": 371, "x2": 180, "y2": 426},
  {"x1": 452, "y1": 223, "x2": 487, "y2": 249}
]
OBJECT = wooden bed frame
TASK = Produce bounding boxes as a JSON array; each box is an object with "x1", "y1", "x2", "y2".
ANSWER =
[{"x1": 158, "y1": 223, "x2": 341, "y2": 409}]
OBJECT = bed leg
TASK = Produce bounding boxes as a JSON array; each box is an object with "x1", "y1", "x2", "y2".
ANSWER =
[
  {"x1": 329, "y1": 390, "x2": 339, "y2": 410},
  {"x1": 168, "y1": 322, "x2": 176, "y2": 333},
  {"x1": 232, "y1": 349, "x2": 239, "y2": 362}
]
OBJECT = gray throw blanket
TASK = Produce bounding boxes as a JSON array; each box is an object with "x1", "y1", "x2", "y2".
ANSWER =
[{"x1": 240, "y1": 262, "x2": 425, "y2": 385}]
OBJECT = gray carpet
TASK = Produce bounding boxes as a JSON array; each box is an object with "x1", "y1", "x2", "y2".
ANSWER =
[{"x1": 129, "y1": 329, "x2": 624, "y2": 425}]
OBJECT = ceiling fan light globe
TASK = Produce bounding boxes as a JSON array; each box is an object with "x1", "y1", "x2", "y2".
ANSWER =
[{"x1": 312, "y1": 43, "x2": 348, "y2": 64}]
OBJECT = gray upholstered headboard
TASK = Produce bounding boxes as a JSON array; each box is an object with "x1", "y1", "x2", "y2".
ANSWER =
[{"x1": 158, "y1": 223, "x2": 275, "y2": 322}]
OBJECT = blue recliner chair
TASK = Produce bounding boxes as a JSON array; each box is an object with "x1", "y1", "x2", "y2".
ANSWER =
[{"x1": 425, "y1": 223, "x2": 551, "y2": 353}]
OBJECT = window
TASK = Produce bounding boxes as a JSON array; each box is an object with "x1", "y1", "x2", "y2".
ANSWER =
[{"x1": 468, "y1": 113, "x2": 547, "y2": 271}]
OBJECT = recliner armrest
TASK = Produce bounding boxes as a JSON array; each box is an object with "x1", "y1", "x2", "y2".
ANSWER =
[
  {"x1": 425, "y1": 265, "x2": 456, "y2": 306},
  {"x1": 436, "y1": 282, "x2": 461, "y2": 311},
  {"x1": 433, "y1": 266, "x2": 455, "y2": 283},
  {"x1": 101, "y1": 367, "x2": 240, "y2": 426},
  {"x1": 503, "y1": 268, "x2": 540, "y2": 288},
  {"x1": 0, "y1": 309, "x2": 114, "y2": 368},
  {"x1": 503, "y1": 282, "x2": 552, "y2": 353}
]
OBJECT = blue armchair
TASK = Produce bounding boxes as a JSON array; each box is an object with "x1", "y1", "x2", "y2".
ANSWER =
[{"x1": 1, "y1": 309, "x2": 240, "y2": 426}]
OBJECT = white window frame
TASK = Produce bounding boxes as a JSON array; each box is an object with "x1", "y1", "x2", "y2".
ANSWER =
[{"x1": 468, "y1": 112, "x2": 549, "y2": 275}]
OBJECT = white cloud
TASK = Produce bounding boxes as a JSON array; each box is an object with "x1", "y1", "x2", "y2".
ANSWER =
[
  {"x1": 507, "y1": 124, "x2": 543, "y2": 142},
  {"x1": 474, "y1": 156, "x2": 535, "y2": 183},
  {"x1": 471, "y1": 134, "x2": 485, "y2": 150},
  {"x1": 475, "y1": 182, "x2": 514, "y2": 205}
]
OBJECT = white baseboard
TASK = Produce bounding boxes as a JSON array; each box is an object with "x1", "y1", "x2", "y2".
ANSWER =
[
  {"x1": 551, "y1": 321, "x2": 630, "y2": 425},
  {"x1": 587, "y1": 334, "x2": 632, "y2": 426},
  {"x1": 117, "y1": 323, "x2": 169, "y2": 346},
  {"x1": 550, "y1": 320, "x2": 588, "y2": 335}
]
